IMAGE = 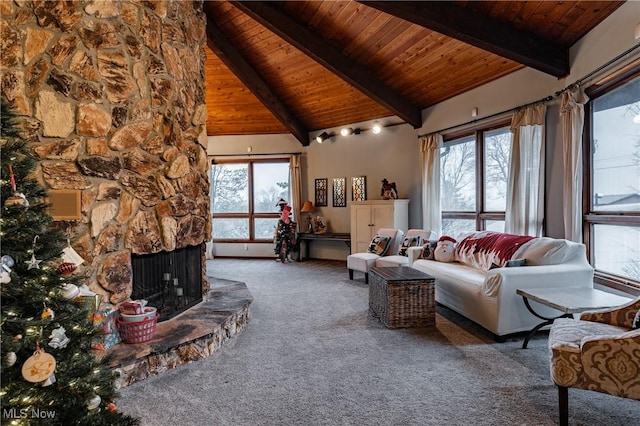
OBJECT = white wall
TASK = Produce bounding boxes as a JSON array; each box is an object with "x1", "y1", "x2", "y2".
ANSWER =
[{"x1": 208, "y1": 2, "x2": 640, "y2": 260}]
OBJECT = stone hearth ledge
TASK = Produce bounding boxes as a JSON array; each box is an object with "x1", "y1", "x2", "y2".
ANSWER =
[{"x1": 104, "y1": 281, "x2": 253, "y2": 388}]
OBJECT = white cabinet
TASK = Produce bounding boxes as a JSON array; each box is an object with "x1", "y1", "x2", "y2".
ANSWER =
[{"x1": 350, "y1": 200, "x2": 409, "y2": 253}]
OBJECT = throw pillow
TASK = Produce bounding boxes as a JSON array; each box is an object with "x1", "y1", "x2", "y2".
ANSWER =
[
  {"x1": 367, "y1": 234, "x2": 392, "y2": 256},
  {"x1": 489, "y1": 258, "x2": 526, "y2": 269},
  {"x1": 633, "y1": 309, "x2": 640, "y2": 330},
  {"x1": 421, "y1": 240, "x2": 438, "y2": 260},
  {"x1": 398, "y1": 235, "x2": 421, "y2": 256}
]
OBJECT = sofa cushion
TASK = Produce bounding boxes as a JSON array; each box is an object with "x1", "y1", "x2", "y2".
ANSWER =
[
  {"x1": 398, "y1": 235, "x2": 421, "y2": 256},
  {"x1": 421, "y1": 240, "x2": 438, "y2": 260},
  {"x1": 367, "y1": 234, "x2": 392, "y2": 256},
  {"x1": 455, "y1": 231, "x2": 536, "y2": 271}
]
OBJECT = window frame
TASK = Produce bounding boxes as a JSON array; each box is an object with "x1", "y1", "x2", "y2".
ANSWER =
[
  {"x1": 441, "y1": 119, "x2": 512, "y2": 233},
  {"x1": 583, "y1": 66, "x2": 640, "y2": 294},
  {"x1": 211, "y1": 157, "x2": 290, "y2": 243}
]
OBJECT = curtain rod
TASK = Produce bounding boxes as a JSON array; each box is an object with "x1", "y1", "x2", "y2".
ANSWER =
[
  {"x1": 417, "y1": 43, "x2": 640, "y2": 139},
  {"x1": 417, "y1": 95, "x2": 552, "y2": 139},
  {"x1": 211, "y1": 152, "x2": 302, "y2": 157},
  {"x1": 554, "y1": 43, "x2": 639, "y2": 96}
]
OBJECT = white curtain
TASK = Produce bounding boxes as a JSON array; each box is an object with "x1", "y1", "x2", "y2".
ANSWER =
[
  {"x1": 505, "y1": 104, "x2": 547, "y2": 236},
  {"x1": 421, "y1": 133, "x2": 442, "y2": 237},
  {"x1": 561, "y1": 88, "x2": 588, "y2": 242},
  {"x1": 290, "y1": 154, "x2": 302, "y2": 232}
]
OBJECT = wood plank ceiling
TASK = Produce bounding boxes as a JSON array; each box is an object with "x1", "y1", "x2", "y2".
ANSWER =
[{"x1": 203, "y1": 1, "x2": 624, "y2": 146}]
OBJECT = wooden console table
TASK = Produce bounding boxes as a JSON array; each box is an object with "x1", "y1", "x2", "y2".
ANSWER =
[
  {"x1": 296, "y1": 232, "x2": 351, "y2": 261},
  {"x1": 516, "y1": 287, "x2": 631, "y2": 349}
]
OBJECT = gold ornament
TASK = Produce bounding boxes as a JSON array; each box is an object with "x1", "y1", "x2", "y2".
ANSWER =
[{"x1": 21, "y1": 348, "x2": 56, "y2": 384}]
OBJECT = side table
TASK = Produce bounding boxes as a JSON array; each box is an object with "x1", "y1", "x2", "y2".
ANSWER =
[
  {"x1": 516, "y1": 287, "x2": 632, "y2": 349},
  {"x1": 369, "y1": 266, "x2": 436, "y2": 328}
]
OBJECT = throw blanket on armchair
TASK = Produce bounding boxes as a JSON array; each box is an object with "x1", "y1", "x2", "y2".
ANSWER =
[{"x1": 455, "y1": 231, "x2": 536, "y2": 271}]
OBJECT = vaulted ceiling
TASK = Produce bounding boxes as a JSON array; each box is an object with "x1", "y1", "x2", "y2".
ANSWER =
[{"x1": 203, "y1": 1, "x2": 624, "y2": 146}]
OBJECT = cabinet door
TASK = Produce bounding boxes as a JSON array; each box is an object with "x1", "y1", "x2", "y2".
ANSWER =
[
  {"x1": 371, "y1": 203, "x2": 394, "y2": 229},
  {"x1": 352, "y1": 204, "x2": 374, "y2": 253}
]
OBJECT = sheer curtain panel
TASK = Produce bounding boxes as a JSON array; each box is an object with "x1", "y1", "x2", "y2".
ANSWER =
[
  {"x1": 421, "y1": 133, "x2": 443, "y2": 237},
  {"x1": 506, "y1": 104, "x2": 547, "y2": 236},
  {"x1": 561, "y1": 88, "x2": 588, "y2": 242},
  {"x1": 290, "y1": 154, "x2": 302, "y2": 231}
]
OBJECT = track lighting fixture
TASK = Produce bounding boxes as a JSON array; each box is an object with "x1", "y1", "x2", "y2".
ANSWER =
[
  {"x1": 315, "y1": 131, "x2": 330, "y2": 143},
  {"x1": 340, "y1": 127, "x2": 353, "y2": 136},
  {"x1": 371, "y1": 122, "x2": 382, "y2": 134}
]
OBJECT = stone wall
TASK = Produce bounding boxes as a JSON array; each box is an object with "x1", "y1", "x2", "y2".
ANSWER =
[{"x1": 0, "y1": 0, "x2": 210, "y2": 303}]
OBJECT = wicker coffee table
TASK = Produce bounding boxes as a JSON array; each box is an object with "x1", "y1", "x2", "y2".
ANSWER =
[{"x1": 369, "y1": 266, "x2": 436, "y2": 328}]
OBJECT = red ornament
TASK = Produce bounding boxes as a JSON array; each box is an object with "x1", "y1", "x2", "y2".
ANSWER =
[
  {"x1": 107, "y1": 402, "x2": 117, "y2": 413},
  {"x1": 57, "y1": 262, "x2": 77, "y2": 276}
]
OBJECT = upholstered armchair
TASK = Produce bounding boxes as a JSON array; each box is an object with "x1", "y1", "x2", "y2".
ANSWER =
[
  {"x1": 347, "y1": 228, "x2": 403, "y2": 284},
  {"x1": 548, "y1": 295, "x2": 640, "y2": 426}
]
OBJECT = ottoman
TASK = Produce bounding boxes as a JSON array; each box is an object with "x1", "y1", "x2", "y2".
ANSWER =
[{"x1": 369, "y1": 266, "x2": 436, "y2": 328}]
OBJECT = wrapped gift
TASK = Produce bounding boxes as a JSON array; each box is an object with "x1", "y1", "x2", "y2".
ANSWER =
[
  {"x1": 91, "y1": 308, "x2": 121, "y2": 350},
  {"x1": 72, "y1": 284, "x2": 101, "y2": 312},
  {"x1": 74, "y1": 294, "x2": 101, "y2": 312}
]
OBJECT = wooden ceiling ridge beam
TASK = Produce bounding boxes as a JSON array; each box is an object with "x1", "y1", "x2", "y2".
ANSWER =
[
  {"x1": 205, "y1": 15, "x2": 311, "y2": 146},
  {"x1": 231, "y1": 1, "x2": 423, "y2": 129},
  {"x1": 358, "y1": 1, "x2": 569, "y2": 78}
]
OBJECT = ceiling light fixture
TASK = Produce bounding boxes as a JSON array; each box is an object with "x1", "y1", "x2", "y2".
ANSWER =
[
  {"x1": 315, "y1": 131, "x2": 330, "y2": 143},
  {"x1": 340, "y1": 127, "x2": 353, "y2": 137},
  {"x1": 371, "y1": 122, "x2": 382, "y2": 134}
]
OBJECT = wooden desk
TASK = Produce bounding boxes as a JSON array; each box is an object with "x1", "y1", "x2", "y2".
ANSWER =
[
  {"x1": 516, "y1": 287, "x2": 631, "y2": 348},
  {"x1": 296, "y1": 232, "x2": 351, "y2": 261}
]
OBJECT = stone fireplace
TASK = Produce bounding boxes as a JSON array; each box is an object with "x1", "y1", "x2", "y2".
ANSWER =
[{"x1": 1, "y1": 1, "x2": 211, "y2": 306}]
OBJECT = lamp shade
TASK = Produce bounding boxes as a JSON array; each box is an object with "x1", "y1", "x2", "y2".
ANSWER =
[{"x1": 301, "y1": 201, "x2": 314, "y2": 213}]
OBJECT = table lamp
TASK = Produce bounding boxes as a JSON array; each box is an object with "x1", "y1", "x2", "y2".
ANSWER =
[{"x1": 301, "y1": 201, "x2": 314, "y2": 233}]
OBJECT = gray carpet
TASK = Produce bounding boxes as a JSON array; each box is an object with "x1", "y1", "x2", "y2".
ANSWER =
[{"x1": 117, "y1": 259, "x2": 639, "y2": 425}]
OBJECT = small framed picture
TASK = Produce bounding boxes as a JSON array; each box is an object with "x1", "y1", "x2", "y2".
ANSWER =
[
  {"x1": 315, "y1": 178, "x2": 327, "y2": 207},
  {"x1": 333, "y1": 177, "x2": 346, "y2": 207},
  {"x1": 352, "y1": 176, "x2": 366, "y2": 201}
]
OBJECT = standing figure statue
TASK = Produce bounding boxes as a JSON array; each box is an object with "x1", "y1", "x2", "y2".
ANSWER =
[
  {"x1": 381, "y1": 178, "x2": 398, "y2": 200},
  {"x1": 273, "y1": 202, "x2": 297, "y2": 263}
]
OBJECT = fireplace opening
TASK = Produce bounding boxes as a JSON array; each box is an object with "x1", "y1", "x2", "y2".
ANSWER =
[{"x1": 131, "y1": 245, "x2": 203, "y2": 322}]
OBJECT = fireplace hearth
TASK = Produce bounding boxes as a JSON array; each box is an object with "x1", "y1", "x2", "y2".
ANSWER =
[{"x1": 131, "y1": 245, "x2": 203, "y2": 322}]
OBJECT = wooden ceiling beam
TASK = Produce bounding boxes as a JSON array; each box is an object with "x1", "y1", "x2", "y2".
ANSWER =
[
  {"x1": 205, "y1": 15, "x2": 311, "y2": 146},
  {"x1": 231, "y1": 1, "x2": 423, "y2": 129},
  {"x1": 358, "y1": 1, "x2": 569, "y2": 78}
]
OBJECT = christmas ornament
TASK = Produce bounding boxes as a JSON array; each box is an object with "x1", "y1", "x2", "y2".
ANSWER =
[
  {"x1": 13, "y1": 334, "x2": 22, "y2": 342},
  {"x1": 62, "y1": 244, "x2": 85, "y2": 266},
  {"x1": 26, "y1": 235, "x2": 42, "y2": 270},
  {"x1": 107, "y1": 402, "x2": 117, "y2": 413},
  {"x1": 41, "y1": 305, "x2": 55, "y2": 320},
  {"x1": 87, "y1": 394, "x2": 101, "y2": 410},
  {"x1": 60, "y1": 283, "x2": 80, "y2": 299},
  {"x1": 6, "y1": 351, "x2": 17, "y2": 367},
  {"x1": 57, "y1": 262, "x2": 77, "y2": 276},
  {"x1": 4, "y1": 192, "x2": 29, "y2": 208},
  {"x1": 4, "y1": 165, "x2": 29, "y2": 208},
  {"x1": 48, "y1": 326, "x2": 70, "y2": 349},
  {"x1": 21, "y1": 345, "x2": 56, "y2": 386},
  {"x1": 2, "y1": 254, "x2": 15, "y2": 269},
  {"x1": 1, "y1": 255, "x2": 14, "y2": 283}
]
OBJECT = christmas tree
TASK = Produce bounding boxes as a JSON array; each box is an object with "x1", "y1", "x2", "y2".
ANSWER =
[{"x1": 0, "y1": 102, "x2": 139, "y2": 425}]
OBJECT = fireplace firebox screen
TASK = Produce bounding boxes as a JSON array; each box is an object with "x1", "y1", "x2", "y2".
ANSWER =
[{"x1": 131, "y1": 244, "x2": 203, "y2": 322}]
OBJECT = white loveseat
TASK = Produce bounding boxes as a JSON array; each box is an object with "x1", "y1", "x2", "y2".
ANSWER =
[{"x1": 408, "y1": 231, "x2": 594, "y2": 339}]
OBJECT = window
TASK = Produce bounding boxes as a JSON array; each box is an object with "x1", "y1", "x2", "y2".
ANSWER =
[
  {"x1": 211, "y1": 159, "x2": 291, "y2": 241},
  {"x1": 585, "y1": 70, "x2": 640, "y2": 289},
  {"x1": 440, "y1": 124, "x2": 512, "y2": 237}
]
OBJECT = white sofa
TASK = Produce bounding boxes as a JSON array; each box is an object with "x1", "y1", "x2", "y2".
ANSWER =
[{"x1": 408, "y1": 231, "x2": 594, "y2": 339}]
